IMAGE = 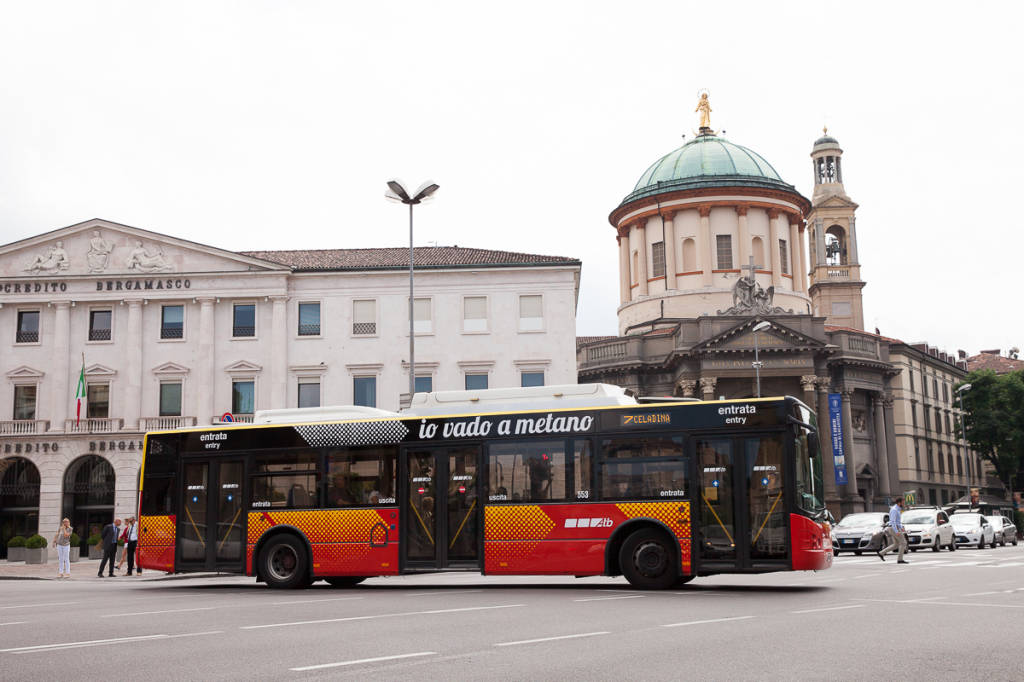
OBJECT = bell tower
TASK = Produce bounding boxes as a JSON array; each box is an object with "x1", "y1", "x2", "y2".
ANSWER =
[{"x1": 807, "y1": 129, "x2": 866, "y2": 329}]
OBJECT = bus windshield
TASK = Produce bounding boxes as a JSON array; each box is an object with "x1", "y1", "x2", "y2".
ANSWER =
[{"x1": 794, "y1": 425, "x2": 825, "y2": 517}]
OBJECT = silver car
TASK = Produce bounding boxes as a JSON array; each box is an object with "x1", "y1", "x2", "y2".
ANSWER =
[
  {"x1": 987, "y1": 516, "x2": 1019, "y2": 546},
  {"x1": 832, "y1": 512, "x2": 888, "y2": 555}
]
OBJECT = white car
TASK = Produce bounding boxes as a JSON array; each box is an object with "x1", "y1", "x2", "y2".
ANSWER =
[
  {"x1": 902, "y1": 507, "x2": 956, "y2": 552},
  {"x1": 950, "y1": 513, "x2": 996, "y2": 548},
  {"x1": 987, "y1": 516, "x2": 1019, "y2": 546}
]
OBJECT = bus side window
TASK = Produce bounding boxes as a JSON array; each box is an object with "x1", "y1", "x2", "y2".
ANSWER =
[
  {"x1": 326, "y1": 447, "x2": 397, "y2": 507},
  {"x1": 488, "y1": 440, "x2": 568, "y2": 503},
  {"x1": 250, "y1": 451, "x2": 319, "y2": 509},
  {"x1": 140, "y1": 475, "x2": 175, "y2": 515},
  {"x1": 599, "y1": 436, "x2": 686, "y2": 501},
  {"x1": 573, "y1": 440, "x2": 593, "y2": 500}
]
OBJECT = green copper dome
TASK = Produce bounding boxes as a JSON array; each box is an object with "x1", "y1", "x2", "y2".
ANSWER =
[{"x1": 621, "y1": 134, "x2": 797, "y2": 205}]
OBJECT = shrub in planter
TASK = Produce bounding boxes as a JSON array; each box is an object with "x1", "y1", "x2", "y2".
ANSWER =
[
  {"x1": 6, "y1": 535, "x2": 26, "y2": 562},
  {"x1": 88, "y1": 533, "x2": 103, "y2": 560},
  {"x1": 24, "y1": 534, "x2": 48, "y2": 564},
  {"x1": 69, "y1": 533, "x2": 81, "y2": 562}
]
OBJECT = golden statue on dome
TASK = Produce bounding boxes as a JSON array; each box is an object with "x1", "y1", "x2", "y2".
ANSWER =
[{"x1": 695, "y1": 92, "x2": 712, "y2": 131}]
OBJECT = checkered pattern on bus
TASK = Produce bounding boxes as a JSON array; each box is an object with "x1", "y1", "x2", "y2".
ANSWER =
[
  {"x1": 616, "y1": 501, "x2": 692, "y2": 572},
  {"x1": 483, "y1": 505, "x2": 556, "y2": 568},
  {"x1": 138, "y1": 514, "x2": 176, "y2": 572},
  {"x1": 292, "y1": 420, "x2": 409, "y2": 448},
  {"x1": 247, "y1": 509, "x2": 388, "y2": 544}
]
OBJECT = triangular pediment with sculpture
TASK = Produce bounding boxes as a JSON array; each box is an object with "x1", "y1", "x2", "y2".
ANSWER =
[
  {"x1": 0, "y1": 218, "x2": 289, "y2": 279},
  {"x1": 693, "y1": 318, "x2": 829, "y2": 354}
]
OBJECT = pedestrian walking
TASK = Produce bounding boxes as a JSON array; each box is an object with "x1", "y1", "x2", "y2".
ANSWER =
[
  {"x1": 123, "y1": 516, "x2": 140, "y2": 575},
  {"x1": 53, "y1": 518, "x2": 73, "y2": 578},
  {"x1": 878, "y1": 497, "x2": 909, "y2": 564},
  {"x1": 97, "y1": 518, "x2": 121, "y2": 578}
]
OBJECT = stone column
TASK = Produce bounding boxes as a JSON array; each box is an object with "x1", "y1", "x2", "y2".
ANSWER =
[
  {"x1": 699, "y1": 376, "x2": 717, "y2": 401},
  {"x1": 663, "y1": 212, "x2": 677, "y2": 290},
  {"x1": 872, "y1": 392, "x2": 891, "y2": 500},
  {"x1": 797, "y1": 224, "x2": 809, "y2": 293},
  {"x1": 736, "y1": 205, "x2": 750, "y2": 276},
  {"x1": 123, "y1": 300, "x2": 143, "y2": 430},
  {"x1": 699, "y1": 206, "x2": 713, "y2": 287},
  {"x1": 847, "y1": 216, "x2": 859, "y2": 264},
  {"x1": 800, "y1": 375, "x2": 817, "y2": 407},
  {"x1": 767, "y1": 209, "x2": 782, "y2": 288},
  {"x1": 636, "y1": 219, "x2": 649, "y2": 296},
  {"x1": 841, "y1": 389, "x2": 861, "y2": 502},
  {"x1": 676, "y1": 378, "x2": 697, "y2": 398},
  {"x1": 788, "y1": 216, "x2": 801, "y2": 290},
  {"x1": 270, "y1": 295, "x2": 288, "y2": 410},
  {"x1": 618, "y1": 234, "x2": 630, "y2": 304},
  {"x1": 50, "y1": 302, "x2": 71, "y2": 431},
  {"x1": 883, "y1": 393, "x2": 900, "y2": 498},
  {"x1": 814, "y1": 218, "x2": 826, "y2": 267},
  {"x1": 196, "y1": 297, "x2": 216, "y2": 425},
  {"x1": 817, "y1": 380, "x2": 838, "y2": 501}
]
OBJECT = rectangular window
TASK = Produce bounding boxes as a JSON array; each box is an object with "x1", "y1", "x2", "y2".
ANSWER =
[
  {"x1": 909, "y1": 371, "x2": 915, "y2": 393},
  {"x1": 13, "y1": 385, "x2": 37, "y2": 420},
  {"x1": 779, "y1": 239, "x2": 789, "y2": 275},
  {"x1": 489, "y1": 440, "x2": 570, "y2": 503},
  {"x1": 160, "y1": 305, "x2": 183, "y2": 339},
  {"x1": 232, "y1": 380, "x2": 254, "y2": 414},
  {"x1": 16, "y1": 311, "x2": 39, "y2": 343},
  {"x1": 413, "y1": 298, "x2": 432, "y2": 334},
  {"x1": 414, "y1": 375, "x2": 433, "y2": 393},
  {"x1": 353, "y1": 376, "x2": 376, "y2": 408},
  {"x1": 651, "y1": 241, "x2": 666, "y2": 278},
  {"x1": 89, "y1": 310, "x2": 112, "y2": 341},
  {"x1": 159, "y1": 382, "x2": 182, "y2": 417},
  {"x1": 463, "y1": 296, "x2": 487, "y2": 332},
  {"x1": 935, "y1": 408, "x2": 942, "y2": 434},
  {"x1": 942, "y1": 382, "x2": 949, "y2": 404},
  {"x1": 327, "y1": 447, "x2": 397, "y2": 506},
  {"x1": 519, "y1": 294, "x2": 543, "y2": 332},
  {"x1": 298, "y1": 302, "x2": 320, "y2": 336},
  {"x1": 521, "y1": 371, "x2": 544, "y2": 387},
  {"x1": 911, "y1": 404, "x2": 918, "y2": 428},
  {"x1": 599, "y1": 435, "x2": 686, "y2": 500},
  {"x1": 353, "y1": 300, "x2": 376, "y2": 335},
  {"x1": 250, "y1": 452, "x2": 320, "y2": 508},
  {"x1": 465, "y1": 373, "x2": 488, "y2": 391},
  {"x1": 933, "y1": 378, "x2": 939, "y2": 399},
  {"x1": 87, "y1": 383, "x2": 110, "y2": 419},
  {"x1": 232, "y1": 303, "x2": 256, "y2": 337},
  {"x1": 716, "y1": 235, "x2": 732, "y2": 270},
  {"x1": 298, "y1": 380, "x2": 320, "y2": 408}
]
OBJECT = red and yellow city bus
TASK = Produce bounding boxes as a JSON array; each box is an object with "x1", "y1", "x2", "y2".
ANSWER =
[{"x1": 137, "y1": 384, "x2": 831, "y2": 589}]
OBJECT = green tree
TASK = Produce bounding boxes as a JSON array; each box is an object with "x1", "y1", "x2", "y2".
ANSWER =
[{"x1": 957, "y1": 369, "x2": 1024, "y2": 491}]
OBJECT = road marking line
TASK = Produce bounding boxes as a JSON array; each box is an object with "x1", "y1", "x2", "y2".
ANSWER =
[
  {"x1": 405, "y1": 590, "x2": 484, "y2": 597},
  {"x1": 855, "y1": 598, "x2": 1024, "y2": 609},
  {"x1": 662, "y1": 616, "x2": 755, "y2": 628},
  {"x1": 0, "y1": 634, "x2": 167, "y2": 653},
  {"x1": 241, "y1": 604, "x2": 524, "y2": 630},
  {"x1": 101, "y1": 607, "x2": 216, "y2": 618},
  {"x1": 291, "y1": 652, "x2": 437, "y2": 671},
  {"x1": 964, "y1": 591, "x2": 998, "y2": 597},
  {"x1": 0, "y1": 602, "x2": 77, "y2": 610},
  {"x1": 574, "y1": 595, "x2": 645, "y2": 602},
  {"x1": 272, "y1": 597, "x2": 364, "y2": 605},
  {"x1": 0, "y1": 622, "x2": 28, "y2": 626},
  {"x1": 791, "y1": 604, "x2": 865, "y2": 614},
  {"x1": 495, "y1": 631, "x2": 610, "y2": 647},
  {"x1": 851, "y1": 574, "x2": 878, "y2": 579}
]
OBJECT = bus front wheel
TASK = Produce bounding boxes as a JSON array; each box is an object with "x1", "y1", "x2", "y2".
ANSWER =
[
  {"x1": 260, "y1": 535, "x2": 308, "y2": 589},
  {"x1": 619, "y1": 528, "x2": 678, "y2": 590}
]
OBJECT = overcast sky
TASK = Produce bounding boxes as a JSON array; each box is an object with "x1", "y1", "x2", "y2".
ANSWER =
[{"x1": 1, "y1": 1, "x2": 1020, "y2": 357}]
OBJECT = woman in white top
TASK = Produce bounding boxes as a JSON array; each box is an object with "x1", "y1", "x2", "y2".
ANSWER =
[{"x1": 53, "y1": 518, "x2": 73, "y2": 578}]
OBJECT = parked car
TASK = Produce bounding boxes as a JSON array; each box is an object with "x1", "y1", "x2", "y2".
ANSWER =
[
  {"x1": 831, "y1": 512, "x2": 888, "y2": 555},
  {"x1": 950, "y1": 513, "x2": 996, "y2": 548},
  {"x1": 902, "y1": 507, "x2": 956, "y2": 552},
  {"x1": 987, "y1": 516, "x2": 1019, "y2": 546}
]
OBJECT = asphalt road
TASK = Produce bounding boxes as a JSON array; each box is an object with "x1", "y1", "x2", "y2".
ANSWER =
[{"x1": 2, "y1": 544, "x2": 1022, "y2": 681}]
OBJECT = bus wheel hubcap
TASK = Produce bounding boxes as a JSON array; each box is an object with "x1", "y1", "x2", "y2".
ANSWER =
[
  {"x1": 269, "y1": 546, "x2": 298, "y2": 580},
  {"x1": 634, "y1": 541, "x2": 668, "y2": 577}
]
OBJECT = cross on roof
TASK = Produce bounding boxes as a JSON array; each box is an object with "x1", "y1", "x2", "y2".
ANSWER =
[{"x1": 742, "y1": 255, "x2": 761, "y2": 281}]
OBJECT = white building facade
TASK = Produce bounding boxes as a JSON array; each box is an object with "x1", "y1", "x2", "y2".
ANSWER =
[{"x1": 0, "y1": 218, "x2": 580, "y2": 556}]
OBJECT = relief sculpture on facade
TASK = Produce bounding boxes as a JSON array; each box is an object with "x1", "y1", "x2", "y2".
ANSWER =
[
  {"x1": 87, "y1": 231, "x2": 113, "y2": 273},
  {"x1": 24, "y1": 241, "x2": 70, "y2": 274},
  {"x1": 125, "y1": 240, "x2": 173, "y2": 272},
  {"x1": 717, "y1": 257, "x2": 793, "y2": 315}
]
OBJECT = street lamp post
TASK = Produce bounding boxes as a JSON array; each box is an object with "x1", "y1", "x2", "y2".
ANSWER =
[
  {"x1": 956, "y1": 382, "x2": 972, "y2": 498},
  {"x1": 385, "y1": 180, "x2": 440, "y2": 402},
  {"x1": 752, "y1": 320, "x2": 771, "y2": 398}
]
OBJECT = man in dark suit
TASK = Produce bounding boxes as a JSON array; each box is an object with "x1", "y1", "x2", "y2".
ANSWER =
[{"x1": 97, "y1": 518, "x2": 121, "y2": 577}]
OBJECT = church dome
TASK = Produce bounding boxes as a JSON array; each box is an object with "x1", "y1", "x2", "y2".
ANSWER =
[{"x1": 622, "y1": 134, "x2": 797, "y2": 205}]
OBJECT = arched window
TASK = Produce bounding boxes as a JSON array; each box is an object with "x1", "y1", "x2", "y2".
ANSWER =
[
  {"x1": 0, "y1": 457, "x2": 40, "y2": 558},
  {"x1": 62, "y1": 455, "x2": 115, "y2": 552},
  {"x1": 682, "y1": 238, "x2": 696, "y2": 273},
  {"x1": 751, "y1": 236, "x2": 765, "y2": 268},
  {"x1": 956, "y1": 452, "x2": 963, "y2": 476},
  {"x1": 825, "y1": 225, "x2": 847, "y2": 265}
]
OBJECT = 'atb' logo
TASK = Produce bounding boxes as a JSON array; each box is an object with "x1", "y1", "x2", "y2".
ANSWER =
[{"x1": 564, "y1": 517, "x2": 613, "y2": 529}]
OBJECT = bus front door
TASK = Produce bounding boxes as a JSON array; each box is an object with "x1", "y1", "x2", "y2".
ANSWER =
[
  {"x1": 403, "y1": 446, "x2": 480, "y2": 570},
  {"x1": 696, "y1": 434, "x2": 788, "y2": 572},
  {"x1": 177, "y1": 459, "x2": 246, "y2": 572}
]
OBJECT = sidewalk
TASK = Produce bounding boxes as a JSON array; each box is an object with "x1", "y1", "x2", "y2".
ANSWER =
[{"x1": 0, "y1": 556, "x2": 226, "y2": 581}]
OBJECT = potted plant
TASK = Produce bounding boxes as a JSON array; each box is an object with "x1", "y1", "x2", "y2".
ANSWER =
[
  {"x1": 24, "y1": 534, "x2": 48, "y2": 564},
  {"x1": 87, "y1": 533, "x2": 103, "y2": 559},
  {"x1": 69, "y1": 533, "x2": 81, "y2": 563},
  {"x1": 6, "y1": 535, "x2": 26, "y2": 562}
]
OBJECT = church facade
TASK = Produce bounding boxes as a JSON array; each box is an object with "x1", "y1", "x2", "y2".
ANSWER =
[{"x1": 578, "y1": 107, "x2": 984, "y2": 515}]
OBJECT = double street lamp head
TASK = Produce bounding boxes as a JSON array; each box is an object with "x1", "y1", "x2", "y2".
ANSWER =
[{"x1": 386, "y1": 179, "x2": 440, "y2": 205}]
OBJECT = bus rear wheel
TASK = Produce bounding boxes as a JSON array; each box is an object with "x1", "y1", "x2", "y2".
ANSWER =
[
  {"x1": 324, "y1": 577, "x2": 366, "y2": 588},
  {"x1": 260, "y1": 535, "x2": 308, "y2": 589},
  {"x1": 619, "y1": 528, "x2": 678, "y2": 590}
]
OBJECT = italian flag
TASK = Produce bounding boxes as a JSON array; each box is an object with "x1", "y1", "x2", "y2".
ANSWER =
[{"x1": 75, "y1": 360, "x2": 86, "y2": 425}]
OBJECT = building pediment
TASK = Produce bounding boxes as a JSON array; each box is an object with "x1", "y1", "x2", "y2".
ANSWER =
[
  {"x1": 6, "y1": 365, "x2": 45, "y2": 380},
  {"x1": 84, "y1": 363, "x2": 117, "y2": 377},
  {"x1": 693, "y1": 318, "x2": 827, "y2": 354},
  {"x1": 0, "y1": 218, "x2": 290, "y2": 279},
  {"x1": 152, "y1": 362, "x2": 190, "y2": 376},
  {"x1": 225, "y1": 360, "x2": 263, "y2": 374},
  {"x1": 814, "y1": 194, "x2": 859, "y2": 211}
]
